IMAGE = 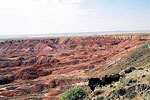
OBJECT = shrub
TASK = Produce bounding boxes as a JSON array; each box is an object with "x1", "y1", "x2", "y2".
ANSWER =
[
  {"x1": 115, "y1": 83, "x2": 126, "y2": 96},
  {"x1": 122, "y1": 79, "x2": 129, "y2": 86},
  {"x1": 60, "y1": 88, "x2": 87, "y2": 100}
]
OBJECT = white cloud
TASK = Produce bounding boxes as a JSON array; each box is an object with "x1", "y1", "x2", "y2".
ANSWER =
[
  {"x1": 0, "y1": 0, "x2": 88, "y2": 35},
  {"x1": 0, "y1": 0, "x2": 149, "y2": 35}
]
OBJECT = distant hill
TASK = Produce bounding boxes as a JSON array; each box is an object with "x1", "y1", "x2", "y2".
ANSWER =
[{"x1": 0, "y1": 30, "x2": 150, "y2": 39}]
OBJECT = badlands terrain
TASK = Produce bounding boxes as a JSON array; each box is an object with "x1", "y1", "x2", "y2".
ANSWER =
[{"x1": 0, "y1": 34, "x2": 150, "y2": 100}]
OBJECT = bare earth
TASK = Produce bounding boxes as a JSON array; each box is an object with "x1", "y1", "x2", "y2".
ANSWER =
[{"x1": 0, "y1": 34, "x2": 149, "y2": 100}]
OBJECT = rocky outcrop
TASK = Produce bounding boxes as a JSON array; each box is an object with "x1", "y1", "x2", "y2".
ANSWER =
[
  {"x1": 88, "y1": 78, "x2": 101, "y2": 91},
  {"x1": 15, "y1": 68, "x2": 52, "y2": 80},
  {"x1": 87, "y1": 66, "x2": 150, "y2": 100},
  {"x1": 107, "y1": 84, "x2": 150, "y2": 100},
  {"x1": 0, "y1": 83, "x2": 47, "y2": 97},
  {"x1": 0, "y1": 35, "x2": 148, "y2": 99},
  {"x1": 15, "y1": 68, "x2": 38, "y2": 80},
  {"x1": 124, "y1": 67, "x2": 136, "y2": 74},
  {"x1": 0, "y1": 59, "x2": 22, "y2": 68},
  {"x1": 88, "y1": 74, "x2": 121, "y2": 91}
]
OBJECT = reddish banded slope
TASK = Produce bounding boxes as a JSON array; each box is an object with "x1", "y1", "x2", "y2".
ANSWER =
[{"x1": 0, "y1": 36, "x2": 148, "y2": 99}]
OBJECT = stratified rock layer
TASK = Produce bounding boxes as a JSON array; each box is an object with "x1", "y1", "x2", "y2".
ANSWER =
[{"x1": 0, "y1": 35, "x2": 148, "y2": 99}]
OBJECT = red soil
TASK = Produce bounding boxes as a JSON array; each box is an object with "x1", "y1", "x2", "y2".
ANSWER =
[{"x1": 0, "y1": 35, "x2": 149, "y2": 99}]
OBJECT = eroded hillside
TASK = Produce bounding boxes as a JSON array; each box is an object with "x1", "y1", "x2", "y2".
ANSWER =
[{"x1": 0, "y1": 34, "x2": 149, "y2": 100}]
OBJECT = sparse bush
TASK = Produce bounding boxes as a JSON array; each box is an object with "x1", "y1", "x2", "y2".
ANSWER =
[
  {"x1": 120, "y1": 78, "x2": 130, "y2": 86},
  {"x1": 122, "y1": 79, "x2": 129, "y2": 86},
  {"x1": 115, "y1": 83, "x2": 126, "y2": 96},
  {"x1": 117, "y1": 88, "x2": 126, "y2": 96},
  {"x1": 60, "y1": 88, "x2": 87, "y2": 100}
]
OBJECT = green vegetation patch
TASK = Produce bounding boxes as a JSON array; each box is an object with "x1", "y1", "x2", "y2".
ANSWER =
[{"x1": 60, "y1": 88, "x2": 87, "y2": 100}]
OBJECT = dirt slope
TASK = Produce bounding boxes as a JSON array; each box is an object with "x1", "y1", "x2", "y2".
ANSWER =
[{"x1": 0, "y1": 34, "x2": 149, "y2": 100}]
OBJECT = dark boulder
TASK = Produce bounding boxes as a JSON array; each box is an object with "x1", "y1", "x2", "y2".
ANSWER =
[
  {"x1": 88, "y1": 74, "x2": 121, "y2": 91},
  {"x1": 125, "y1": 67, "x2": 136, "y2": 74},
  {"x1": 88, "y1": 78, "x2": 101, "y2": 91},
  {"x1": 101, "y1": 74, "x2": 120, "y2": 86},
  {"x1": 137, "y1": 68, "x2": 144, "y2": 70},
  {"x1": 117, "y1": 88, "x2": 126, "y2": 96},
  {"x1": 111, "y1": 41, "x2": 120, "y2": 45}
]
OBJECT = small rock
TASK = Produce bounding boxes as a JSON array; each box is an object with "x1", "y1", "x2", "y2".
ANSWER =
[
  {"x1": 117, "y1": 88, "x2": 126, "y2": 96},
  {"x1": 146, "y1": 70, "x2": 149, "y2": 72},
  {"x1": 137, "y1": 68, "x2": 144, "y2": 70},
  {"x1": 142, "y1": 75, "x2": 146, "y2": 78},
  {"x1": 110, "y1": 84, "x2": 113, "y2": 88},
  {"x1": 124, "y1": 67, "x2": 136, "y2": 74}
]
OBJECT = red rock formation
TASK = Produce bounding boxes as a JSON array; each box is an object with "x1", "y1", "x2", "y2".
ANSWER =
[{"x1": 0, "y1": 35, "x2": 148, "y2": 99}]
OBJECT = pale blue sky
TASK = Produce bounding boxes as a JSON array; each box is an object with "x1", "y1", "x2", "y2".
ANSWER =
[{"x1": 0, "y1": 0, "x2": 149, "y2": 35}]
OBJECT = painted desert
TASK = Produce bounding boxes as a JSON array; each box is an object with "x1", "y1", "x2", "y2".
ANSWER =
[{"x1": 1, "y1": 34, "x2": 150, "y2": 100}]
